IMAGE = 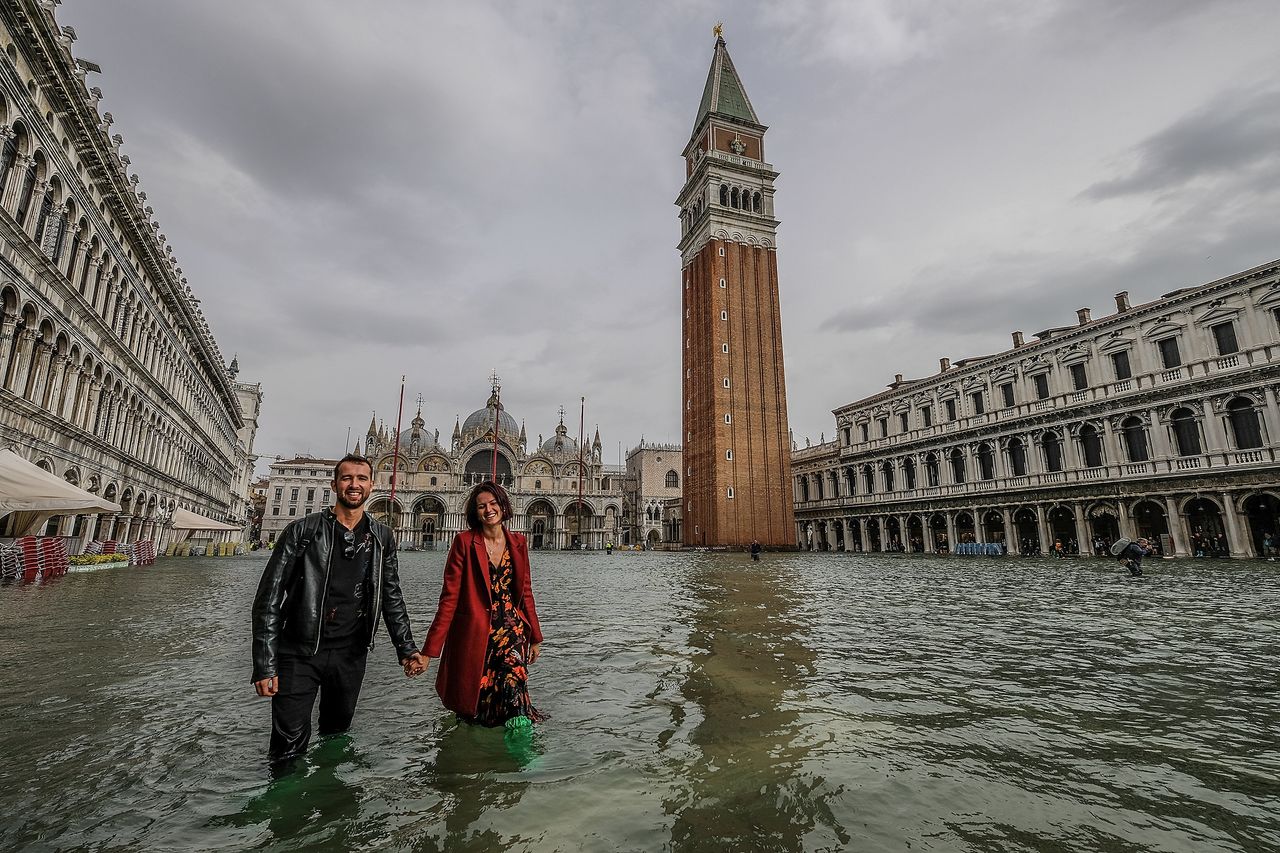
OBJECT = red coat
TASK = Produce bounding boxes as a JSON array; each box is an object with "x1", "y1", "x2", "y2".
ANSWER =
[{"x1": 423, "y1": 528, "x2": 543, "y2": 717}]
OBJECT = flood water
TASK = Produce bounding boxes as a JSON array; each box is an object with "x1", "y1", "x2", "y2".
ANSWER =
[{"x1": 1, "y1": 550, "x2": 1277, "y2": 852}]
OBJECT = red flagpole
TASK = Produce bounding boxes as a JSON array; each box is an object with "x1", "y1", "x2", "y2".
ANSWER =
[
  {"x1": 490, "y1": 372, "x2": 500, "y2": 483},
  {"x1": 577, "y1": 395, "x2": 585, "y2": 545},
  {"x1": 388, "y1": 375, "x2": 406, "y2": 532}
]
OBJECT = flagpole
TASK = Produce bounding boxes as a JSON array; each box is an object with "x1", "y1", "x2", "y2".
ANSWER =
[
  {"x1": 490, "y1": 371, "x2": 500, "y2": 483},
  {"x1": 388, "y1": 375, "x2": 406, "y2": 535},
  {"x1": 577, "y1": 395, "x2": 585, "y2": 547}
]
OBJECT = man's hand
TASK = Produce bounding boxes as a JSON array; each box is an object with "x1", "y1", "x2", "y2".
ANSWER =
[
  {"x1": 403, "y1": 652, "x2": 429, "y2": 678},
  {"x1": 528, "y1": 643, "x2": 541, "y2": 665},
  {"x1": 254, "y1": 676, "x2": 279, "y2": 697}
]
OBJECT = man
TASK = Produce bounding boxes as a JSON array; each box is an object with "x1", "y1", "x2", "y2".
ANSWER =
[
  {"x1": 1117, "y1": 537, "x2": 1150, "y2": 577},
  {"x1": 750, "y1": 540, "x2": 761, "y2": 562},
  {"x1": 251, "y1": 454, "x2": 422, "y2": 766}
]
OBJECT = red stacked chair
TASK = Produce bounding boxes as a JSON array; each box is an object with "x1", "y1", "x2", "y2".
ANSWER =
[
  {"x1": 16, "y1": 536, "x2": 42, "y2": 582},
  {"x1": 37, "y1": 537, "x2": 69, "y2": 579}
]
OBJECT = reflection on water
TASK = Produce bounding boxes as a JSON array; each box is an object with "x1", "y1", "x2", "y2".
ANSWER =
[
  {"x1": 666, "y1": 556, "x2": 846, "y2": 851},
  {"x1": 1, "y1": 552, "x2": 1278, "y2": 852}
]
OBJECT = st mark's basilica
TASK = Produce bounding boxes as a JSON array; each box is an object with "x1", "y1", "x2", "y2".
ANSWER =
[{"x1": 356, "y1": 381, "x2": 624, "y2": 551}]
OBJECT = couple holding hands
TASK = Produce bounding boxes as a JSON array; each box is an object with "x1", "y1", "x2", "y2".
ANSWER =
[{"x1": 251, "y1": 455, "x2": 544, "y2": 767}]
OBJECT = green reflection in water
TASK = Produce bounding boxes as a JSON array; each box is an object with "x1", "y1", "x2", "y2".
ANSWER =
[{"x1": 666, "y1": 556, "x2": 849, "y2": 852}]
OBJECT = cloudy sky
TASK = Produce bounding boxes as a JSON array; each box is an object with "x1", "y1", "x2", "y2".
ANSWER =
[{"x1": 61, "y1": 1, "x2": 1280, "y2": 469}]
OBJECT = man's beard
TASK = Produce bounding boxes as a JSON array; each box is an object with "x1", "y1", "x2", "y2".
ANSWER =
[{"x1": 336, "y1": 491, "x2": 367, "y2": 509}]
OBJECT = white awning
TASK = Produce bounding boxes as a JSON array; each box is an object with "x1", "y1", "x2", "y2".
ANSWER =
[
  {"x1": 171, "y1": 507, "x2": 241, "y2": 531},
  {"x1": 0, "y1": 449, "x2": 121, "y2": 536}
]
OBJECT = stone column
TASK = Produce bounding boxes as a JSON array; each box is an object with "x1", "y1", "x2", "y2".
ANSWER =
[
  {"x1": 1221, "y1": 492, "x2": 1249, "y2": 557},
  {"x1": 1117, "y1": 502, "x2": 1136, "y2": 540},
  {"x1": 971, "y1": 506, "x2": 982, "y2": 544},
  {"x1": 1102, "y1": 418, "x2": 1123, "y2": 469},
  {"x1": 8, "y1": 328, "x2": 37, "y2": 395},
  {"x1": 898, "y1": 514, "x2": 909, "y2": 552},
  {"x1": 1073, "y1": 503, "x2": 1089, "y2": 555},
  {"x1": 42, "y1": 353, "x2": 68, "y2": 412},
  {"x1": 851, "y1": 518, "x2": 863, "y2": 552},
  {"x1": 1001, "y1": 508, "x2": 1015, "y2": 553},
  {"x1": 923, "y1": 519, "x2": 936, "y2": 554},
  {"x1": 1202, "y1": 405, "x2": 1229, "y2": 454},
  {"x1": 0, "y1": 318, "x2": 18, "y2": 389},
  {"x1": 1149, "y1": 409, "x2": 1173, "y2": 460},
  {"x1": 1163, "y1": 496, "x2": 1188, "y2": 557},
  {"x1": 1261, "y1": 387, "x2": 1280, "y2": 447},
  {"x1": 26, "y1": 340, "x2": 53, "y2": 404},
  {"x1": 1036, "y1": 504, "x2": 1052, "y2": 554},
  {"x1": 945, "y1": 511, "x2": 957, "y2": 554}
]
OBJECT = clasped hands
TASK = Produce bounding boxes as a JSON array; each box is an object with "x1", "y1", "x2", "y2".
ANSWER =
[{"x1": 403, "y1": 651, "x2": 429, "y2": 678}]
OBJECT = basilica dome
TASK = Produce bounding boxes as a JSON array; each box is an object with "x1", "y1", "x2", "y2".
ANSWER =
[
  {"x1": 540, "y1": 433, "x2": 578, "y2": 454},
  {"x1": 462, "y1": 400, "x2": 519, "y2": 437}
]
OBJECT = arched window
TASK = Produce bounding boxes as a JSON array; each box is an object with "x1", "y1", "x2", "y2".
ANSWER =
[
  {"x1": 14, "y1": 156, "x2": 38, "y2": 226},
  {"x1": 0, "y1": 130, "x2": 18, "y2": 194},
  {"x1": 881, "y1": 461, "x2": 895, "y2": 492},
  {"x1": 950, "y1": 448, "x2": 966, "y2": 484},
  {"x1": 925, "y1": 453, "x2": 939, "y2": 487},
  {"x1": 1008, "y1": 436, "x2": 1028, "y2": 476},
  {"x1": 1170, "y1": 408, "x2": 1201, "y2": 456},
  {"x1": 1041, "y1": 431, "x2": 1064, "y2": 472},
  {"x1": 752, "y1": 192, "x2": 761, "y2": 213},
  {"x1": 903, "y1": 457, "x2": 916, "y2": 490},
  {"x1": 862, "y1": 464, "x2": 875, "y2": 494},
  {"x1": 844, "y1": 467, "x2": 856, "y2": 495},
  {"x1": 719, "y1": 184, "x2": 728, "y2": 206},
  {"x1": 977, "y1": 444, "x2": 995, "y2": 480},
  {"x1": 1079, "y1": 424, "x2": 1103, "y2": 468},
  {"x1": 1227, "y1": 398, "x2": 1263, "y2": 449},
  {"x1": 665, "y1": 469, "x2": 679, "y2": 488},
  {"x1": 799, "y1": 478, "x2": 809, "y2": 502},
  {"x1": 730, "y1": 187, "x2": 740, "y2": 209},
  {"x1": 1122, "y1": 417, "x2": 1149, "y2": 462},
  {"x1": 33, "y1": 185, "x2": 54, "y2": 244}
]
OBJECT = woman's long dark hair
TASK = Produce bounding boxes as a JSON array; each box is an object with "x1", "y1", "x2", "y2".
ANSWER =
[{"x1": 465, "y1": 480, "x2": 512, "y2": 532}]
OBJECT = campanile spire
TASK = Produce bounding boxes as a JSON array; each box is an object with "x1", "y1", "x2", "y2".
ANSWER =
[{"x1": 676, "y1": 30, "x2": 794, "y2": 548}]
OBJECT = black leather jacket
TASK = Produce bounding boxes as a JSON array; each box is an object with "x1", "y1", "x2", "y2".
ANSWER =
[{"x1": 252, "y1": 508, "x2": 416, "y2": 682}]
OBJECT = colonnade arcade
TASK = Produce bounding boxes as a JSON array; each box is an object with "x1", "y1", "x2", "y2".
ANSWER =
[
  {"x1": 0, "y1": 451, "x2": 224, "y2": 549},
  {"x1": 799, "y1": 489, "x2": 1280, "y2": 558}
]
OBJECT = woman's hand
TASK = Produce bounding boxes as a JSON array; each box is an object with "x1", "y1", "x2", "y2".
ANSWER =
[
  {"x1": 528, "y1": 643, "x2": 541, "y2": 664},
  {"x1": 404, "y1": 653, "x2": 431, "y2": 678}
]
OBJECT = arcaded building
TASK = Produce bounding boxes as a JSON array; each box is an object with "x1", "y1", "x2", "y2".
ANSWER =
[
  {"x1": 677, "y1": 32, "x2": 794, "y2": 547},
  {"x1": 357, "y1": 381, "x2": 623, "y2": 550},
  {"x1": 793, "y1": 259, "x2": 1280, "y2": 558},
  {"x1": 0, "y1": 2, "x2": 254, "y2": 546}
]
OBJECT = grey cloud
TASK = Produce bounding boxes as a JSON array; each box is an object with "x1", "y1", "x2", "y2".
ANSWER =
[{"x1": 1085, "y1": 86, "x2": 1280, "y2": 200}]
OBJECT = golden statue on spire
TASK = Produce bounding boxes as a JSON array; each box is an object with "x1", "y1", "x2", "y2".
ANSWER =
[{"x1": 714, "y1": 22, "x2": 723, "y2": 38}]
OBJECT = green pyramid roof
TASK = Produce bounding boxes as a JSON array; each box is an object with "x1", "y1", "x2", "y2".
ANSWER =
[{"x1": 694, "y1": 36, "x2": 760, "y2": 128}]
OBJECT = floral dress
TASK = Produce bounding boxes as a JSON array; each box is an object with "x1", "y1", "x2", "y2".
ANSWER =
[{"x1": 464, "y1": 547, "x2": 545, "y2": 727}]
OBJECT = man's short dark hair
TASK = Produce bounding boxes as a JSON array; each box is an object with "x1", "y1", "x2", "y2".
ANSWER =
[
  {"x1": 465, "y1": 480, "x2": 512, "y2": 532},
  {"x1": 333, "y1": 454, "x2": 374, "y2": 480}
]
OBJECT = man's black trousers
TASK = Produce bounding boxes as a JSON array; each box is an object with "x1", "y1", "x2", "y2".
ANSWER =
[{"x1": 270, "y1": 646, "x2": 368, "y2": 763}]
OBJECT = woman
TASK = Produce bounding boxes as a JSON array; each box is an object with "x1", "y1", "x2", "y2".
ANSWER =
[{"x1": 410, "y1": 481, "x2": 545, "y2": 729}]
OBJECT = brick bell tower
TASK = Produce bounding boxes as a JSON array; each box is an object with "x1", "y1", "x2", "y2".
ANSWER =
[{"x1": 677, "y1": 27, "x2": 794, "y2": 548}]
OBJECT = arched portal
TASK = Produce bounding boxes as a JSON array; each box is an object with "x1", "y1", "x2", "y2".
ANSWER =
[
  {"x1": 1242, "y1": 493, "x2": 1280, "y2": 557},
  {"x1": 884, "y1": 517, "x2": 902, "y2": 551},
  {"x1": 954, "y1": 511, "x2": 975, "y2": 544},
  {"x1": 415, "y1": 496, "x2": 446, "y2": 549},
  {"x1": 463, "y1": 450, "x2": 513, "y2": 488},
  {"x1": 929, "y1": 513, "x2": 948, "y2": 552},
  {"x1": 1130, "y1": 500, "x2": 1169, "y2": 551},
  {"x1": 564, "y1": 500, "x2": 592, "y2": 549},
  {"x1": 906, "y1": 515, "x2": 924, "y2": 552},
  {"x1": 1047, "y1": 506, "x2": 1077, "y2": 553},
  {"x1": 982, "y1": 510, "x2": 1005, "y2": 547},
  {"x1": 865, "y1": 517, "x2": 882, "y2": 552},
  {"x1": 526, "y1": 499, "x2": 555, "y2": 550},
  {"x1": 1086, "y1": 505, "x2": 1121, "y2": 554},
  {"x1": 1185, "y1": 497, "x2": 1226, "y2": 556},
  {"x1": 1014, "y1": 507, "x2": 1039, "y2": 554}
]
